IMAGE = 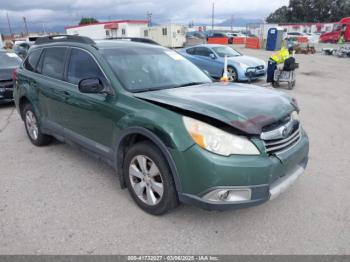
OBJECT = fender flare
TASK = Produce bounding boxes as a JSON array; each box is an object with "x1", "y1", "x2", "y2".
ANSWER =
[{"x1": 114, "y1": 127, "x2": 183, "y2": 193}]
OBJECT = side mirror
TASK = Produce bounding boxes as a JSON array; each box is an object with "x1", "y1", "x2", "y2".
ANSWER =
[
  {"x1": 209, "y1": 53, "x2": 216, "y2": 59},
  {"x1": 78, "y1": 78, "x2": 105, "y2": 94}
]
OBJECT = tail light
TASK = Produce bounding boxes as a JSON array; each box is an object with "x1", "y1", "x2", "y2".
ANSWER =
[{"x1": 12, "y1": 69, "x2": 18, "y2": 81}]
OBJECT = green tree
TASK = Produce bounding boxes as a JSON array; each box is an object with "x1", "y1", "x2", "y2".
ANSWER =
[
  {"x1": 79, "y1": 17, "x2": 99, "y2": 25},
  {"x1": 266, "y1": 0, "x2": 350, "y2": 23}
]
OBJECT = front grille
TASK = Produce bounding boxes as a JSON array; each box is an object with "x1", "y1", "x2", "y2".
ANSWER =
[
  {"x1": 256, "y1": 65, "x2": 264, "y2": 70},
  {"x1": 262, "y1": 122, "x2": 301, "y2": 155},
  {"x1": 0, "y1": 81, "x2": 13, "y2": 89}
]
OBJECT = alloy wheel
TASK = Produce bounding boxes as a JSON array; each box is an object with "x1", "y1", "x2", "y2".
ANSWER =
[
  {"x1": 129, "y1": 155, "x2": 164, "y2": 206},
  {"x1": 25, "y1": 111, "x2": 39, "y2": 141},
  {"x1": 227, "y1": 67, "x2": 237, "y2": 82}
]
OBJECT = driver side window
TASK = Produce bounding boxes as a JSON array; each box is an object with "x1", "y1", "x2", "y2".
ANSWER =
[
  {"x1": 195, "y1": 47, "x2": 213, "y2": 58},
  {"x1": 67, "y1": 49, "x2": 105, "y2": 85}
]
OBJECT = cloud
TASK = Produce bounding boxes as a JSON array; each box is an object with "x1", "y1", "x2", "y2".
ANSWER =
[{"x1": 0, "y1": 0, "x2": 288, "y2": 32}]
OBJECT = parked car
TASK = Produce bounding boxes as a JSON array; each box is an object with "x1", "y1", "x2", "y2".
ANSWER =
[
  {"x1": 185, "y1": 31, "x2": 207, "y2": 46},
  {"x1": 178, "y1": 44, "x2": 266, "y2": 82},
  {"x1": 0, "y1": 50, "x2": 22, "y2": 102},
  {"x1": 208, "y1": 32, "x2": 233, "y2": 44},
  {"x1": 14, "y1": 35, "x2": 309, "y2": 215},
  {"x1": 14, "y1": 42, "x2": 33, "y2": 59}
]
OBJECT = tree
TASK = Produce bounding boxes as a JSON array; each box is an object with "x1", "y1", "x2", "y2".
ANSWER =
[
  {"x1": 266, "y1": 0, "x2": 350, "y2": 23},
  {"x1": 79, "y1": 17, "x2": 99, "y2": 25}
]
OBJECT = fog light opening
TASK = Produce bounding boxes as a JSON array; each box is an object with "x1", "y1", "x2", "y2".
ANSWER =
[{"x1": 203, "y1": 188, "x2": 252, "y2": 203}]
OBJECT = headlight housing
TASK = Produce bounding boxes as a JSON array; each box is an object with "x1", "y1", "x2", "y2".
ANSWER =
[
  {"x1": 291, "y1": 110, "x2": 299, "y2": 121},
  {"x1": 182, "y1": 116, "x2": 260, "y2": 156}
]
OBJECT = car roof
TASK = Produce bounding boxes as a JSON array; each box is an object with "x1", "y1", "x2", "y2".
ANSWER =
[
  {"x1": 94, "y1": 40, "x2": 164, "y2": 49},
  {"x1": 187, "y1": 44, "x2": 226, "y2": 48},
  {"x1": 31, "y1": 39, "x2": 166, "y2": 52}
]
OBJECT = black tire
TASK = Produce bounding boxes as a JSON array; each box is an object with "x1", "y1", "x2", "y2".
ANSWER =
[
  {"x1": 123, "y1": 141, "x2": 178, "y2": 215},
  {"x1": 227, "y1": 66, "x2": 238, "y2": 82},
  {"x1": 22, "y1": 103, "x2": 53, "y2": 146}
]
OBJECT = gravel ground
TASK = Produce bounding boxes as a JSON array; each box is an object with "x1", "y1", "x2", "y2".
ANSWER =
[{"x1": 0, "y1": 45, "x2": 349, "y2": 255}]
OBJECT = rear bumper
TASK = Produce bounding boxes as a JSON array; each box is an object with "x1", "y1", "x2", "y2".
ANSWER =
[
  {"x1": 0, "y1": 81, "x2": 14, "y2": 100},
  {"x1": 0, "y1": 88, "x2": 14, "y2": 100}
]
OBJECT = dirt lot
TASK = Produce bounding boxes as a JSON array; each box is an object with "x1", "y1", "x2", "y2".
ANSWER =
[{"x1": 0, "y1": 45, "x2": 350, "y2": 255}]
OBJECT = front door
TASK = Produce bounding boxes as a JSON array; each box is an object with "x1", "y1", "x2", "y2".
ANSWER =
[{"x1": 59, "y1": 48, "x2": 117, "y2": 155}]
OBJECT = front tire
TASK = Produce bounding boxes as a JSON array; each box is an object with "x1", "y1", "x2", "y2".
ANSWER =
[
  {"x1": 227, "y1": 66, "x2": 238, "y2": 82},
  {"x1": 124, "y1": 141, "x2": 178, "y2": 215},
  {"x1": 23, "y1": 103, "x2": 52, "y2": 146}
]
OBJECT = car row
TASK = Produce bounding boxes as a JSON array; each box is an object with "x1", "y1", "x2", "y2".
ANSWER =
[
  {"x1": 0, "y1": 50, "x2": 22, "y2": 102},
  {"x1": 13, "y1": 35, "x2": 309, "y2": 215}
]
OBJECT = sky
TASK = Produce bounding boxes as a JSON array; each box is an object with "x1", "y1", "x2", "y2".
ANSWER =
[{"x1": 0, "y1": 0, "x2": 288, "y2": 33}]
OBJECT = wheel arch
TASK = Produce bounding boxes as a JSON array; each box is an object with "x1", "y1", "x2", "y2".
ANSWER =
[
  {"x1": 114, "y1": 127, "x2": 182, "y2": 193},
  {"x1": 18, "y1": 96, "x2": 31, "y2": 120}
]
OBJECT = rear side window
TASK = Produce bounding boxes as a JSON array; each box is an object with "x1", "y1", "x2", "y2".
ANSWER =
[
  {"x1": 41, "y1": 48, "x2": 67, "y2": 80},
  {"x1": 67, "y1": 49, "x2": 105, "y2": 85},
  {"x1": 24, "y1": 49, "x2": 42, "y2": 72}
]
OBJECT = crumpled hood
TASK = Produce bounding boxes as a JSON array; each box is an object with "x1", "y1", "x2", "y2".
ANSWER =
[
  {"x1": 228, "y1": 55, "x2": 265, "y2": 67},
  {"x1": 134, "y1": 82, "x2": 297, "y2": 135}
]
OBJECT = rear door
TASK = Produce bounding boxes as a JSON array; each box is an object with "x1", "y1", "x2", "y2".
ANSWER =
[{"x1": 35, "y1": 47, "x2": 69, "y2": 132}]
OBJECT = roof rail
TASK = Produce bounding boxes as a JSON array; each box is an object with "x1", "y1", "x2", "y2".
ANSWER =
[
  {"x1": 35, "y1": 35, "x2": 95, "y2": 45},
  {"x1": 106, "y1": 37, "x2": 160, "y2": 46}
]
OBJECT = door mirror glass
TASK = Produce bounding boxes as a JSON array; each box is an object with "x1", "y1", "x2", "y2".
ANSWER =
[
  {"x1": 78, "y1": 78, "x2": 104, "y2": 94},
  {"x1": 209, "y1": 53, "x2": 216, "y2": 59}
]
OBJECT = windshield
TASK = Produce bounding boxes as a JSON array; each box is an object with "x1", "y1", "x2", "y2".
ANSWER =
[
  {"x1": 0, "y1": 52, "x2": 22, "y2": 69},
  {"x1": 212, "y1": 46, "x2": 241, "y2": 58},
  {"x1": 101, "y1": 47, "x2": 211, "y2": 92}
]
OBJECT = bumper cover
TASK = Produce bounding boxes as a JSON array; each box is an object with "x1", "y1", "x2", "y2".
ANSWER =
[
  {"x1": 179, "y1": 157, "x2": 308, "y2": 211},
  {"x1": 0, "y1": 81, "x2": 14, "y2": 100}
]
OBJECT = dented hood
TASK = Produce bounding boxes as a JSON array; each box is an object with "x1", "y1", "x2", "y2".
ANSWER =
[{"x1": 134, "y1": 82, "x2": 297, "y2": 135}]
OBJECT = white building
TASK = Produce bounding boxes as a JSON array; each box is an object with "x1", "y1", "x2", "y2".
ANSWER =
[
  {"x1": 142, "y1": 25, "x2": 187, "y2": 48},
  {"x1": 65, "y1": 20, "x2": 148, "y2": 40}
]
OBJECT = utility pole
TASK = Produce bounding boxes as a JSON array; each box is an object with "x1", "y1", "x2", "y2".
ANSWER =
[
  {"x1": 6, "y1": 12, "x2": 13, "y2": 36},
  {"x1": 211, "y1": 2, "x2": 215, "y2": 30},
  {"x1": 230, "y1": 15, "x2": 234, "y2": 31},
  {"x1": 146, "y1": 11, "x2": 152, "y2": 27},
  {"x1": 23, "y1": 17, "x2": 29, "y2": 36},
  {"x1": 42, "y1": 23, "x2": 47, "y2": 35}
]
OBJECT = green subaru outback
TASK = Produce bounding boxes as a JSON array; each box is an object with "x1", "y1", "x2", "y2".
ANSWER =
[{"x1": 13, "y1": 36, "x2": 309, "y2": 215}]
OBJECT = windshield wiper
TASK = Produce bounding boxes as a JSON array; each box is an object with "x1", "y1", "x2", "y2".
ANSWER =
[
  {"x1": 172, "y1": 81, "x2": 209, "y2": 88},
  {"x1": 133, "y1": 82, "x2": 209, "y2": 93}
]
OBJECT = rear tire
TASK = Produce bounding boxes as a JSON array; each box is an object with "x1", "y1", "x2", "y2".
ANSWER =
[
  {"x1": 22, "y1": 103, "x2": 52, "y2": 146},
  {"x1": 123, "y1": 141, "x2": 178, "y2": 215}
]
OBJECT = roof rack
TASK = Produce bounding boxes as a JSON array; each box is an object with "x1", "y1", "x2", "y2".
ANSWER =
[
  {"x1": 35, "y1": 35, "x2": 95, "y2": 45},
  {"x1": 106, "y1": 37, "x2": 160, "y2": 46}
]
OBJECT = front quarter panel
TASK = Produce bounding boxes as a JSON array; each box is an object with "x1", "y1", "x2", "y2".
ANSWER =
[{"x1": 114, "y1": 95, "x2": 194, "y2": 152}]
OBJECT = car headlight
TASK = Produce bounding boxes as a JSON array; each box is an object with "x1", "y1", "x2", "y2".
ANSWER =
[
  {"x1": 182, "y1": 116, "x2": 260, "y2": 156},
  {"x1": 291, "y1": 110, "x2": 299, "y2": 121}
]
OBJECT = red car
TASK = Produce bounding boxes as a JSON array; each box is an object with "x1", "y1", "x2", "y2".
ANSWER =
[{"x1": 320, "y1": 17, "x2": 350, "y2": 43}]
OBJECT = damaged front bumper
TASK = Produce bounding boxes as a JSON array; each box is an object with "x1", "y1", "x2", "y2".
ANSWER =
[{"x1": 173, "y1": 129, "x2": 309, "y2": 211}]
